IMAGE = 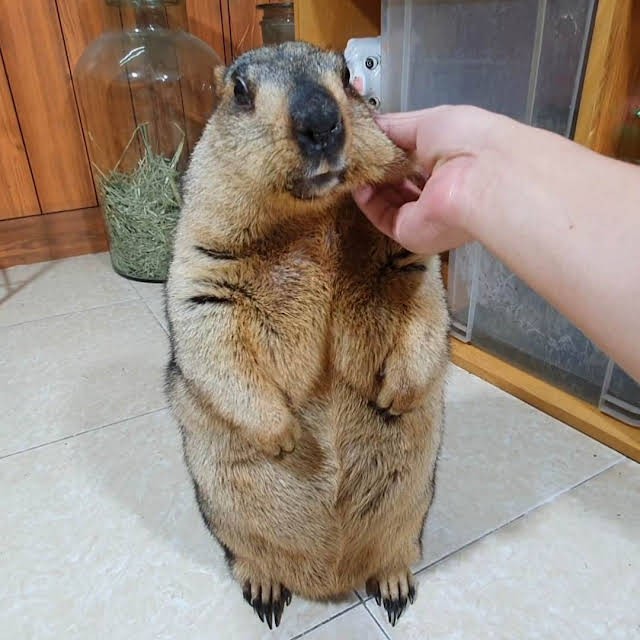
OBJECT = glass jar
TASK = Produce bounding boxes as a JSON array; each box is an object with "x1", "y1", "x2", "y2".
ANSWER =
[
  {"x1": 75, "y1": 0, "x2": 222, "y2": 282},
  {"x1": 257, "y1": 3, "x2": 295, "y2": 45}
]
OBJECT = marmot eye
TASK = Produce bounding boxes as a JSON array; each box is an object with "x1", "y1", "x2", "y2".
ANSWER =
[
  {"x1": 341, "y1": 65, "x2": 351, "y2": 89},
  {"x1": 233, "y1": 76, "x2": 253, "y2": 109}
]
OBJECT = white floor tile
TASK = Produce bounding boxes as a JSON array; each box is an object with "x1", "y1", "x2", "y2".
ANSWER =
[
  {"x1": 0, "y1": 301, "x2": 168, "y2": 456},
  {"x1": 2, "y1": 252, "x2": 635, "y2": 640},
  {"x1": 0, "y1": 410, "x2": 356, "y2": 640},
  {"x1": 128, "y1": 280, "x2": 168, "y2": 332},
  {"x1": 129, "y1": 279, "x2": 165, "y2": 301},
  {"x1": 298, "y1": 606, "x2": 386, "y2": 640},
  {"x1": 145, "y1": 295, "x2": 169, "y2": 332},
  {"x1": 0, "y1": 253, "x2": 137, "y2": 327},
  {"x1": 367, "y1": 459, "x2": 640, "y2": 639},
  {"x1": 419, "y1": 366, "x2": 621, "y2": 569}
]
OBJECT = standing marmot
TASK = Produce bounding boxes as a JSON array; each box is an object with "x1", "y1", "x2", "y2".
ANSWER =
[{"x1": 166, "y1": 41, "x2": 449, "y2": 629}]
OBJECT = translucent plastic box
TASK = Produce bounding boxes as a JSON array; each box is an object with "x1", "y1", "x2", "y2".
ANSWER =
[
  {"x1": 448, "y1": 245, "x2": 640, "y2": 426},
  {"x1": 381, "y1": 0, "x2": 640, "y2": 426},
  {"x1": 382, "y1": 0, "x2": 595, "y2": 134}
]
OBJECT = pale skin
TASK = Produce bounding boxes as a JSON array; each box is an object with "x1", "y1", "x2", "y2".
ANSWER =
[{"x1": 353, "y1": 105, "x2": 640, "y2": 382}]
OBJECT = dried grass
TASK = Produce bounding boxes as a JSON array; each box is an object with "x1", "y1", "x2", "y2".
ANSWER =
[{"x1": 97, "y1": 123, "x2": 184, "y2": 282}]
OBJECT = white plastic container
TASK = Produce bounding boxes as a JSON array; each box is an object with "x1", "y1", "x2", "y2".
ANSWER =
[
  {"x1": 448, "y1": 244, "x2": 640, "y2": 426},
  {"x1": 381, "y1": 0, "x2": 640, "y2": 426},
  {"x1": 381, "y1": 0, "x2": 594, "y2": 133}
]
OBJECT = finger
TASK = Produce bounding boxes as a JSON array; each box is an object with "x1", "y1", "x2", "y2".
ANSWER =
[
  {"x1": 408, "y1": 171, "x2": 427, "y2": 191},
  {"x1": 375, "y1": 110, "x2": 430, "y2": 152},
  {"x1": 352, "y1": 185, "x2": 402, "y2": 240},
  {"x1": 394, "y1": 196, "x2": 471, "y2": 255},
  {"x1": 377, "y1": 106, "x2": 493, "y2": 177},
  {"x1": 399, "y1": 177, "x2": 422, "y2": 200},
  {"x1": 377, "y1": 110, "x2": 446, "y2": 178},
  {"x1": 375, "y1": 181, "x2": 420, "y2": 208},
  {"x1": 353, "y1": 178, "x2": 419, "y2": 212},
  {"x1": 354, "y1": 177, "x2": 471, "y2": 255},
  {"x1": 353, "y1": 178, "x2": 423, "y2": 239}
]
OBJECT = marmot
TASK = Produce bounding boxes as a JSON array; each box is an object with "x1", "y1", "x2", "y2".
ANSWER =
[{"x1": 166, "y1": 41, "x2": 449, "y2": 629}]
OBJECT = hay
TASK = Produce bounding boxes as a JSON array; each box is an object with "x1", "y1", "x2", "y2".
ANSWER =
[{"x1": 97, "y1": 123, "x2": 184, "y2": 282}]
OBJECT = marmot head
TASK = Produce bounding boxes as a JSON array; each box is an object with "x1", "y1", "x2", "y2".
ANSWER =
[{"x1": 200, "y1": 42, "x2": 409, "y2": 211}]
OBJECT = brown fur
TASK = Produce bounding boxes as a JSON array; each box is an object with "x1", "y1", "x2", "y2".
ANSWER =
[{"x1": 165, "y1": 42, "x2": 449, "y2": 626}]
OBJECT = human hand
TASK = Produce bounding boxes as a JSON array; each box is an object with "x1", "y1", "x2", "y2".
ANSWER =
[{"x1": 353, "y1": 105, "x2": 515, "y2": 255}]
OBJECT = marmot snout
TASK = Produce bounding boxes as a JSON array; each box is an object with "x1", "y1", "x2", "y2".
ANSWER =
[
  {"x1": 166, "y1": 41, "x2": 449, "y2": 630},
  {"x1": 187, "y1": 42, "x2": 410, "y2": 219}
]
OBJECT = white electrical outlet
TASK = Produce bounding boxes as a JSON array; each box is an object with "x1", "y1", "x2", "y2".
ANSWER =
[{"x1": 345, "y1": 37, "x2": 382, "y2": 111}]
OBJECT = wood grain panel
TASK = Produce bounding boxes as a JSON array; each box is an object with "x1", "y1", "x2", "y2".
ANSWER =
[
  {"x1": 0, "y1": 0, "x2": 96, "y2": 213},
  {"x1": 451, "y1": 340, "x2": 640, "y2": 463},
  {"x1": 56, "y1": 0, "x2": 140, "y2": 182},
  {"x1": 0, "y1": 53, "x2": 40, "y2": 219},
  {"x1": 225, "y1": 0, "x2": 264, "y2": 59},
  {"x1": 220, "y1": 0, "x2": 232, "y2": 62},
  {"x1": 56, "y1": 0, "x2": 122, "y2": 71},
  {"x1": 295, "y1": 0, "x2": 380, "y2": 51},
  {"x1": 222, "y1": 1, "x2": 296, "y2": 62},
  {"x1": 574, "y1": 0, "x2": 638, "y2": 155},
  {"x1": 0, "y1": 207, "x2": 107, "y2": 269},
  {"x1": 186, "y1": 0, "x2": 226, "y2": 58}
]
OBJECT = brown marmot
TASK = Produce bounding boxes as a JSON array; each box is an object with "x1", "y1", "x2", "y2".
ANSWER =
[{"x1": 165, "y1": 41, "x2": 449, "y2": 629}]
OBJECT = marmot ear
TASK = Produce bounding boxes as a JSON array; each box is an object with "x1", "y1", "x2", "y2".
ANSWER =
[{"x1": 213, "y1": 65, "x2": 228, "y2": 100}]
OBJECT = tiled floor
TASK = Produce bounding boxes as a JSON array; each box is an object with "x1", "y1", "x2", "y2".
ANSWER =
[{"x1": 1, "y1": 253, "x2": 638, "y2": 639}]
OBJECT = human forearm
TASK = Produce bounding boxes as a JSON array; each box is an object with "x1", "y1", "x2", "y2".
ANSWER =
[{"x1": 471, "y1": 123, "x2": 640, "y2": 380}]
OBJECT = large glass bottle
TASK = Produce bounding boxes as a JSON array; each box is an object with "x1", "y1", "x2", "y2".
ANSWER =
[{"x1": 75, "y1": 0, "x2": 222, "y2": 282}]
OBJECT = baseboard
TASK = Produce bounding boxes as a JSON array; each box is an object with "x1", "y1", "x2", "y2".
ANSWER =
[{"x1": 0, "y1": 207, "x2": 108, "y2": 269}]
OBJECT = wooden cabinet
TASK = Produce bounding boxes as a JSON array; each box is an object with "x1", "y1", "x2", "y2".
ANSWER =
[
  {"x1": 0, "y1": 1, "x2": 96, "y2": 215},
  {"x1": 0, "y1": 0, "x2": 280, "y2": 267},
  {"x1": 0, "y1": 54, "x2": 39, "y2": 220}
]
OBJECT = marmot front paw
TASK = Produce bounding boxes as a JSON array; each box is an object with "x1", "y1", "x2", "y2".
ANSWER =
[
  {"x1": 376, "y1": 352, "x2": 429, "y2": 417},
  {"x1": 254, "y1": 417, "x2": 301, "y2": 457}
]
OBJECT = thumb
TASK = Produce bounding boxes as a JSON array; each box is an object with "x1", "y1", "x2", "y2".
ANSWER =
[
  {"x1": 394, "y1": 198, "x2": 468, "y2": 255},
  {"x1": 375, "y1": 112, "x2": 423, "y2": 153},
  {"x1": 376, "y1": 109, "x2": 441, "y2": 174}
]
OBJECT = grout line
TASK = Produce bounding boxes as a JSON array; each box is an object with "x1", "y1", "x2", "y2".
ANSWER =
[
  {"x1": 410, "y1": 458, "x2": 625, "y2": 579},
  {"x1": 288, "y1": 601, "x2": 363, "y2": 640},
  {"x1": 357, "y1": 457, "x2": 625, "y2": 608},
  {"x1": 512, "y1": 456, "x2": 625, "y2": 516},
  {"x1": 0, "y1": 268, "x2": 9, "y2": 289},
  {"x1": 362, "y1": 600, "x2": 392, "y2": 639},
  {"x1": 138, "y1": 295, "x2": 169, "y2": 336},
  {"x1": 146, "y1": 302, "x2": 169, "y2": 335},
  {"x1": 0, "y1": 297, "x2": 142, "y2": 330},
  {"x1": 0, "y1": 406, "x2": 169, "y2": 461},
  {"x1": 127, "y1": 278, "x2": 169, "y2": 335}
]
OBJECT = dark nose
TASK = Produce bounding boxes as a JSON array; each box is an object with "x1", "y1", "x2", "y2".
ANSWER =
[{"x1": 290, "y1": 80, "x2": 345, "y2": 160}]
